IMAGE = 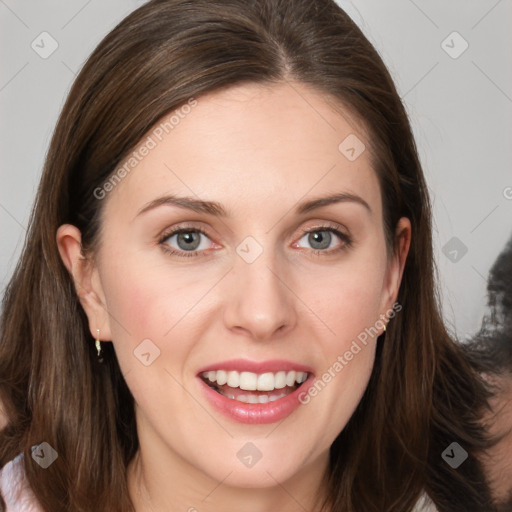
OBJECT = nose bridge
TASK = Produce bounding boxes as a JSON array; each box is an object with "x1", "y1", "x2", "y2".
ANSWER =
[{"x1": 223, "y1": 235, "x2": 296, "y2": 339}]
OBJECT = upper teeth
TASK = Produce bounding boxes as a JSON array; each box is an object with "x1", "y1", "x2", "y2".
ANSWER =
[{"x1": 202, "y1": 370, "x2": 308, "y2": 391}]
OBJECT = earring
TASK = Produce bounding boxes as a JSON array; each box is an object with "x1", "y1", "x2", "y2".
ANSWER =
[
  {"x1": 383, "y1": 324, "x2": 387, "y2": 332},
  {"x1": 95, "y1": 329, "x2": 104, "y2": 363}
]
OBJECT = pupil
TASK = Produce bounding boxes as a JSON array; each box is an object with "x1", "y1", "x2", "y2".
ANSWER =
[
  {"x1": 178, "y1": 231, "x2": 200, "y2": 250},
  {"x1": 310, "y1": 231, "x2": 330, "y2": 250}
]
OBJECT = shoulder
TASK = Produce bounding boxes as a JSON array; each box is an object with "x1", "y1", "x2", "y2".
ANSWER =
[{"x1": 0, "y1": 453, "x2": 44, "y2": 512}]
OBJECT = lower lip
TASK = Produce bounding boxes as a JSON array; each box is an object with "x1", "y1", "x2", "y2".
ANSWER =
[{"x1": 198, "y1": 375, "x2": 314, "y2": 424}]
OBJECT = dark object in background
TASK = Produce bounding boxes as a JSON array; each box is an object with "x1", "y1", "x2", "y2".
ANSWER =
[
  {"x1": 468, "y1": 235, "x2": 512, "y2": 372},
  {"x1": 464, "y1": 234, "x2": 512, "y2": 511}
]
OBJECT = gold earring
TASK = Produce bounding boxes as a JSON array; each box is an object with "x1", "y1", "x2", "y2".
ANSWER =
[
  {"x1": 383, "y1": 324, "x2": 387, "y2": 332},
  {"x1": 95, "y1": 329, "x2": 104, "y2": 362}
]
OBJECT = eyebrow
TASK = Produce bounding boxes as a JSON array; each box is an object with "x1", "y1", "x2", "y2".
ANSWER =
[{"x1": 135, "y1": 192, "x2": 371, "y2": 218}]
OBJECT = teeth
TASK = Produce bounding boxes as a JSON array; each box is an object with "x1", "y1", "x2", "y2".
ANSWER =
[
  {"x1": 227, "y1": 371, "x2": 239, "y2": 387},
  {"x1": 274, "y1": 371, "x2": 287, "y2": 389},
  {"x1": 222, "y1": 391, "x2": 288, "y2": 404},
  {"x1": 257, "y1": 372, "x2": 274, "y2": 391},
  {"x1": 216, "y1": 370, "x2": 227, "y2": 385},
  {"x1": 201, "y1": 369, "x2": 308, "y2": 391},
  {"x1": 286, "y1": 371, "x2": 296, "y2": 386},
  {"x1": 239, "y1": 371, "x2": 257, "y2": 390}
]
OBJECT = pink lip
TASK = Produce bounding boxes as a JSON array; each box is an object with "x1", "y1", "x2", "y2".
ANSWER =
[
  {"x1": 196, "y1": 359, "x2": 315, "y2": 425},
  {"x1": 197, "y1": 358, "x2": 314, "y2": 375}
]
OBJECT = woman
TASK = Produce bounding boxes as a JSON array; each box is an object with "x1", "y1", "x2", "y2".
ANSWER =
[{"x1": 0, "y1": 0, "x2": 497, "y2": 510}]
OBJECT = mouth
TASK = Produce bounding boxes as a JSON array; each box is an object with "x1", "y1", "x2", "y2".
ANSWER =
[
  {"x1": 200, "y1": 369, "x2": 309, "y2": 404},
  {"x1": 196, "y1": 359, "x2": 315, "y2": 424}
]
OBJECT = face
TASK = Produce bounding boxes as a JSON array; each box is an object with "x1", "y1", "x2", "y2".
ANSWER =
[{"x1": 58, "y1": 81, "x2": 409, "y2": 497}]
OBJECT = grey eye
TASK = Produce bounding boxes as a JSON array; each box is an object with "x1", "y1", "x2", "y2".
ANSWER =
[
  {"x1": 306, "y1": 231, "x2": 333, "y2": 250},
  {"x1": 176, "y1": 231, "x2": 201, "y2": 251}
]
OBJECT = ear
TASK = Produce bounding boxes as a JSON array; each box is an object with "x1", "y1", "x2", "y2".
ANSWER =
[
  {"x1": 379, "y1": 217, "x2": 411, "y2": 315},
  {"x1": 56, "y1": 224, "x2": 112, "y2": 341}
]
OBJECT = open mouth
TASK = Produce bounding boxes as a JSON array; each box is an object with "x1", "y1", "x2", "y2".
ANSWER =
[{"x1": 200, "y1": 370, "x2": 310, "y2": 404}]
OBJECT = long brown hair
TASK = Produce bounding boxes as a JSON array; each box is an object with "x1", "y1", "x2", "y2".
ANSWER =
[{"x1": 0, "y1": 1, "x2": 497, "y2": 510}]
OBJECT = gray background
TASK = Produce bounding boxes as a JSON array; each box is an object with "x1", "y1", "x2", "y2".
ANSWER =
[{"x1": 1, "y1": 0, "x2": 511, "y2": 341}]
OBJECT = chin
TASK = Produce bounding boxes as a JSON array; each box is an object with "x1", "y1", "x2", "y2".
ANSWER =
[{"x1": 218, "y1": 464, "x2": 300, "y2": 489}]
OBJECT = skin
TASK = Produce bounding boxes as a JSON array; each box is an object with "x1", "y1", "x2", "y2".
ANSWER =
[{"x1": 57, "y1": 81, "x2": 410, "y2": 512}]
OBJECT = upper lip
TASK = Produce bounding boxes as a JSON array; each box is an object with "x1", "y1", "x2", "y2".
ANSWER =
[{"x1": 197, "y1": 358, "x2": 314, "y2": 375}]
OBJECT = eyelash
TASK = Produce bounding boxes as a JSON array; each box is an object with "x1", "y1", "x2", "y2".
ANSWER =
[{"x1": 157, "y1": 224, "x2": 353, "y2": 259}]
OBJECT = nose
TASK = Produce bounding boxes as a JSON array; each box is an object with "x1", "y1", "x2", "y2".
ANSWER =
[{"x1": 222, "y1": 248, "x2": 297, "y2": 341}]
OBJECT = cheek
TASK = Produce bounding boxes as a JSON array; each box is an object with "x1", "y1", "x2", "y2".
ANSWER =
[
  {"x1": 98, "y1": 254, "x2": 200, "y2": 405},
  {"x1": 97, "y1": 244, "x2": 229, "y2": 388},
  {"x1": 300, "y1": 266, "x2": 383, "y2": 446},
  {"x1": 104, "y1": 271, "x2": 167, "y2": 339},
  {"x1": 303, "y1": 255, "x2": 387, "y2": 346},
  {"x1": 296, "y1": 249, "x2": 385, "y2": 414},
  {"x1": 100, "y1": 246, "x2": 198, "y2": 338},
  {"x1": 313, "y1": 268, "x2": 381, "y2": 386}
]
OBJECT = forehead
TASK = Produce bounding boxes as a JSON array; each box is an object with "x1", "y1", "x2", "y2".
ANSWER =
[{"x1": 103, "y1": 81, "x2": 380, "y2": 220}]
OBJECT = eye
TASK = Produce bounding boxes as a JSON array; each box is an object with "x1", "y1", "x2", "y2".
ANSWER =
[
  {"x1": 158, "y1": 227, "x2": 215, "y2": 258},
  {"x1": 158, "y1": 223, "x2": 352, "y2": 259},
  {"x1": 294, "y1": 225, "x2": 352, "y2": 255}
]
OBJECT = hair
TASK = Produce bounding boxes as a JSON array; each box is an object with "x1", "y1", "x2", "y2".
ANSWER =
[{"x1": 0, "y1": 0, "x2": 498, "y2": 510}]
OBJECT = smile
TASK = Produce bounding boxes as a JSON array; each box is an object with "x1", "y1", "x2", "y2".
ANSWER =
[
  {"x1": 196, "y1": 359, "x2": 314, "y2": 424},
  {"x1": 201, "y1": 370, "x2": 309, "y2": 403}
]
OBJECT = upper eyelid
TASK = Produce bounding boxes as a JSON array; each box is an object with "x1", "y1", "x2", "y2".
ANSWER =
[{"x1": 159, "y1": 220, "x2": 346, "y2": 236}]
